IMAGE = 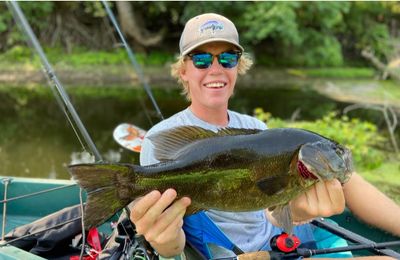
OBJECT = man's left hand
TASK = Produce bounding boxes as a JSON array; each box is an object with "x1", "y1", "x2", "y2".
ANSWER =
[{"x1": 290, "y1": 179, "x2": 345, "y2": 224}]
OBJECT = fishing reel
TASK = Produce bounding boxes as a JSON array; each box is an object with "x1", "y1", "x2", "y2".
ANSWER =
[
  {"x1": 112, "y1": 218, "x2": 158, "y2": 260},
  {"x1": 270, "y1": 232, "x2": 300, "y2": 253}
]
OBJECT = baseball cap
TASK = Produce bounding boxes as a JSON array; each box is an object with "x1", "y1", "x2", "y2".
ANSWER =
[{"x1": 179, "y1": 13, "x2": 244, "y2": 56}]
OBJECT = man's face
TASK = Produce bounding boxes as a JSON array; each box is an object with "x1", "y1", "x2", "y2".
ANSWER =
[{"x1": 180, "y1": 42, "x2": 239, "y2": 111}]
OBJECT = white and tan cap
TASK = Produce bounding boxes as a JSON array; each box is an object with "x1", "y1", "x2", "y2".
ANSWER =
[{"x1": 179, "y1": 13, "x2": 244, "y2": 56}]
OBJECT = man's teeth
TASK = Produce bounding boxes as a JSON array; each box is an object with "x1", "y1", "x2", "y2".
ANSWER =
[{"x1": 205, "y1": 82, "x2": 225, "y2": 88}]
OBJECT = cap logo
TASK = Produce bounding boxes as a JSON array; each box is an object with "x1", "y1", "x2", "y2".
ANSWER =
[{"x1": 199, "y1": 20, "x2": 224, "y2": 35}]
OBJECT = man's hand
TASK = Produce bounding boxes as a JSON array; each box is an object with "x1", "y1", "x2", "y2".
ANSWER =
[
  {"x1": 130, "y1": 189, "x2": 191, "y2": 257},
  {"x1": 290, "y1": 179, "x2": 345, "y2": 224}
]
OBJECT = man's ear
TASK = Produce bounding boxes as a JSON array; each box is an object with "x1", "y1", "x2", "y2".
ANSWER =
[{"x1": 180, "y1": 67, "x2": 188, "y2": 82}]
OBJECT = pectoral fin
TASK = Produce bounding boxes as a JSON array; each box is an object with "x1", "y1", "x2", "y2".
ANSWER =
[
  {"x1": 271, "y1": 205, "x2": 294, "y2": 234},
  {"x1": 256, "y1": 175, "x2": 290, "y2": 196}
]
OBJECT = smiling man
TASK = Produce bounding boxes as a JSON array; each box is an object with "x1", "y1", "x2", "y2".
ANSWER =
[{"x1": 126, "y1": 13, "x2": 400, "y2": 260}]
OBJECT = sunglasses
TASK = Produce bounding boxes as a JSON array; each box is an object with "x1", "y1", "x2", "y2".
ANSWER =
[{"x1": 187, "y1": 51, "x2": 242, "y2": 69}]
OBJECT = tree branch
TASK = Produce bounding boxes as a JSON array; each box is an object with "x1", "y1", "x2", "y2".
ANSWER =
[
  {"x1": 344, "y1": 103, "x2": 399, "y2": 154},
  {"x1": 115, "y1": 2, "x2": 166, "y2": 47},
  {"x1": 361, "y1": 48, "x2": 400, "y2": 81}
]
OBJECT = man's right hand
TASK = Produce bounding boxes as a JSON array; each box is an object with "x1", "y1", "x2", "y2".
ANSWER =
[{"x1": 130, "y1": 189, "x2": 191, "y2": 257}]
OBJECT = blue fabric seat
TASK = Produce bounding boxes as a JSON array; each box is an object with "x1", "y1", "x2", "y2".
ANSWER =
[{"x1": 183, "y1": 211, "x2": 353, "y2": 259}]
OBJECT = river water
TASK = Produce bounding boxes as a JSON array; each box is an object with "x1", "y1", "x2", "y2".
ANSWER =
[{"x1": 0, "y1": 83, "x2": 387, "y2": 179}]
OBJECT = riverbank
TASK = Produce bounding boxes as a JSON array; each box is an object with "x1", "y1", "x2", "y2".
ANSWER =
[
  {"x1": 2, "y1": 64, "x2": 399, "y2": 112},
  {"x1": 0, "y1": 62, "x2": 376, "y2": 86}
]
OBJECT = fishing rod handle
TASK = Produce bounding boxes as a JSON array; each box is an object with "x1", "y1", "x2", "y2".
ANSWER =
[{"x1": 237, "y1": 251, "x2": 271, "y2": 260}]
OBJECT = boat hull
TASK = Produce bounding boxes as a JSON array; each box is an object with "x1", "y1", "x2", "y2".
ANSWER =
[{"x1": 0, "y1": 176, "x2": 399, "y2": 258}]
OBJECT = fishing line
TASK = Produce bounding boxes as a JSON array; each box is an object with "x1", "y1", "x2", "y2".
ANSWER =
[
  {"x1": 101, "y1": 0, "x2": 164, "y2": 124},
  {"x1": 101, "y1": 1, "x2": 164, "y2": 251},
  {"x1": 7, "y1": 1, "x2": 103, "y2": 162},
  {"x1": 7, "y1": 3, "x2": 103, "y2": 258},
  {"x1": 79, "y1": 188, "x2": 86, "y2": 259}
]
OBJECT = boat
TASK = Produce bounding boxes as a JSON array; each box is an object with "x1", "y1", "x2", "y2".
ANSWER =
[{"x1": 0, "y1": 176, "x2": 399, "y2": 259}]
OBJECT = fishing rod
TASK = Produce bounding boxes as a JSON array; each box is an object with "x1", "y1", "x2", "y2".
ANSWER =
[
  {"x1": 101, "y1": 0, "x2": 164, "y2": 122},
  {"x1": 211, "y1": 238, "x2": 400, "y2": 259},
  {"x1": 7, "y1": 3, "x2": 102, "y2": 258},
  {"x1": 284, "y1": 240, "x2": 400, "y2": 259},
  {"x1": 311, "y1": 218, "x2": 400, "y2": 258},
  {"x1": 6, "y1": 1, "x2": 102, "y2": 162}
]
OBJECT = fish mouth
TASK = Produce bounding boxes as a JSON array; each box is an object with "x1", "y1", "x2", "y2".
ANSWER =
[
  {"x1": 298, "y1": 141, "x2": 353, "y2": 183},
  {"x1": 297, "y1": 160, "x2": 318, "y2": 180}
]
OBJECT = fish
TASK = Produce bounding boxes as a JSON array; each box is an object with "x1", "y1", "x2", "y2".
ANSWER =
[{"x1": 68, "y1": 126, "x2": 353, "y2": 233}]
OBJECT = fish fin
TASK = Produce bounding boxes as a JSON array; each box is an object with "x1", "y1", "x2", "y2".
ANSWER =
[
  {"x1": 256, "y1": 175, "x2": 290, "y2": 196},
  {"x1": 271, "y1": 205, "x2": 294, "y2": 234},
  {"x1": 68, "y1": 163, "x2": 136, "y2": 229},
  {"x1": 84, "y1": 186, "x2": 130, "y2": 229},
  {"x1": 149, "y1": 126, "x2": 262, "y2": 161}
]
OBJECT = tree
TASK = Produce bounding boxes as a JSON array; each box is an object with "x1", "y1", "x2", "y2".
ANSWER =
[{"x1": 115, "y1": 2, "x2": 166, "y2": 48}]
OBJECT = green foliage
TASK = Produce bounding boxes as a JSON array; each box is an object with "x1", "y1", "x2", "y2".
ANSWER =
[
  {"x1": 180, "y1": 2, "x2": 245, "y2": 24},
  {"x1": 0, "y1": 46, "x2": 174, "y2": 67},
  {"x1": 1, "y1": 2, "x2": 399, "y2": 68},
  {"x1": 343, "y1": 2, "x2": 393, "y2": 61},
  {"x1": 242, "y1": 2, "x2": 301, "y2": 46},
  {"x1": 0, "y1": 45, "x2": 33, "y2": 62},
  {"x1": 241, "y1": 2, "x2": 350, "y2": 67},
  {"x1": 83, "y1": 2, "x2": 107, "y2": 18},
  {"x1": 361, "y1": 159, "x2": 400, "y2": 204},
  {"x1": 290, "y1": 32, "x2": 343, "y2": 67},
  {"x1": 56, "y1": 48, "x2": 129, "y2": 66},
  {"x1": 0, "y1": 2, "x2": 54, "y2": 48},
  {"x1": 254, "y1": 108, "x2": 386, "y2": 170},
  {"x1": 0, "y1": 3, "x2": 11, "y2": 33},
  {"x1": 239, "y1": 2, "x2": 398, "y2": 67},
  {"x1": 288, "y1": 68, "x2": 375, "y2": 78}
]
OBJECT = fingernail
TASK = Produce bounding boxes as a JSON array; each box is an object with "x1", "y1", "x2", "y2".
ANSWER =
[
  {"x1": 149, "y1": 190, "x2": 160, "y2": 197},
  {"x1": 164, "y1": 188, "x2": 176, "y2": 197},
  {"x1": 183, "y1": 197, "x2": 191, "y2": 205}
]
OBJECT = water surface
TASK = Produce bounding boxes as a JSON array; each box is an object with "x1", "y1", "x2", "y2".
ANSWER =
[{"x1": 0, "y1": 83, "x2": 378, "y2": 179}]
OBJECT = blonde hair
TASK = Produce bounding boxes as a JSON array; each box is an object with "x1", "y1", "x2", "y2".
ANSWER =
[{"x1": 170, "y1": 52, "x2": 253, "y2": 100}]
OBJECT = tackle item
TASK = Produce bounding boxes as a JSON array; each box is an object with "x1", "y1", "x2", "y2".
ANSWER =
[
  {"x1": 113, "y1": 123, "x2": 147, "y2": 153},
  {"x1": 270, "y1": 233, "x2": 300, "y2": 253}
]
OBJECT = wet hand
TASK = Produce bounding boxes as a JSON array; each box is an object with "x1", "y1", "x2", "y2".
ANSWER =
[
  {"x1": 129, "y1": 189, "x2": 191, "y2": 257},
  {"x1": 290, "y1": 179, "x2": 345, "y2": 224}
]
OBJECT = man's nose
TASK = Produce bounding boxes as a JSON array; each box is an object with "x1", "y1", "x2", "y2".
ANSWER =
[{"x1": 209, "y1": 56, "x2": 222, "y2": 72}]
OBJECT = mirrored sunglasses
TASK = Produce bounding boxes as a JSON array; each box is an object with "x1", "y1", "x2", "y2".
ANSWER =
[{"x1": 187, "y1": 51, "x2": 242, "y2": 69}]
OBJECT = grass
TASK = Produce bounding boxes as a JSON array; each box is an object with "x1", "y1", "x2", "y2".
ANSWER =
[
  {"x1": 0, "y1": 45, "x2": 386, "y2": 80},
  {"x1": 360, "y1": 160, "x2": 400, "y2": 204},
  {"x1": 286, "y1": 67, "x2": 376, "y2": 79},
  {"x1": 0, "y1": 45, "x2": 175, "y2": 69}
]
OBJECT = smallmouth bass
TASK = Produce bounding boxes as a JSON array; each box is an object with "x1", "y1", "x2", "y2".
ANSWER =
[{"x1": 68, "y1": 126, "x2": 353, "y2": 232}]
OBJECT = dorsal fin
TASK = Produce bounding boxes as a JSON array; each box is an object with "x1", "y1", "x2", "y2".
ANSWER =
[{"x1": 148, "y1": 126, "x2": 262, "y2": 161}]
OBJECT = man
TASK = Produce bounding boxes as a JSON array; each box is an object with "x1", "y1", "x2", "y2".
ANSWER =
[{"x1": 130, "y1": 13, "x2": 400, "y2": 259}]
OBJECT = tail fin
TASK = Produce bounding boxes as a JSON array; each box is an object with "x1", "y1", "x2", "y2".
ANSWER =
[{"x1": 68, "y1": 163, "x2": 135, "y2": 229}]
